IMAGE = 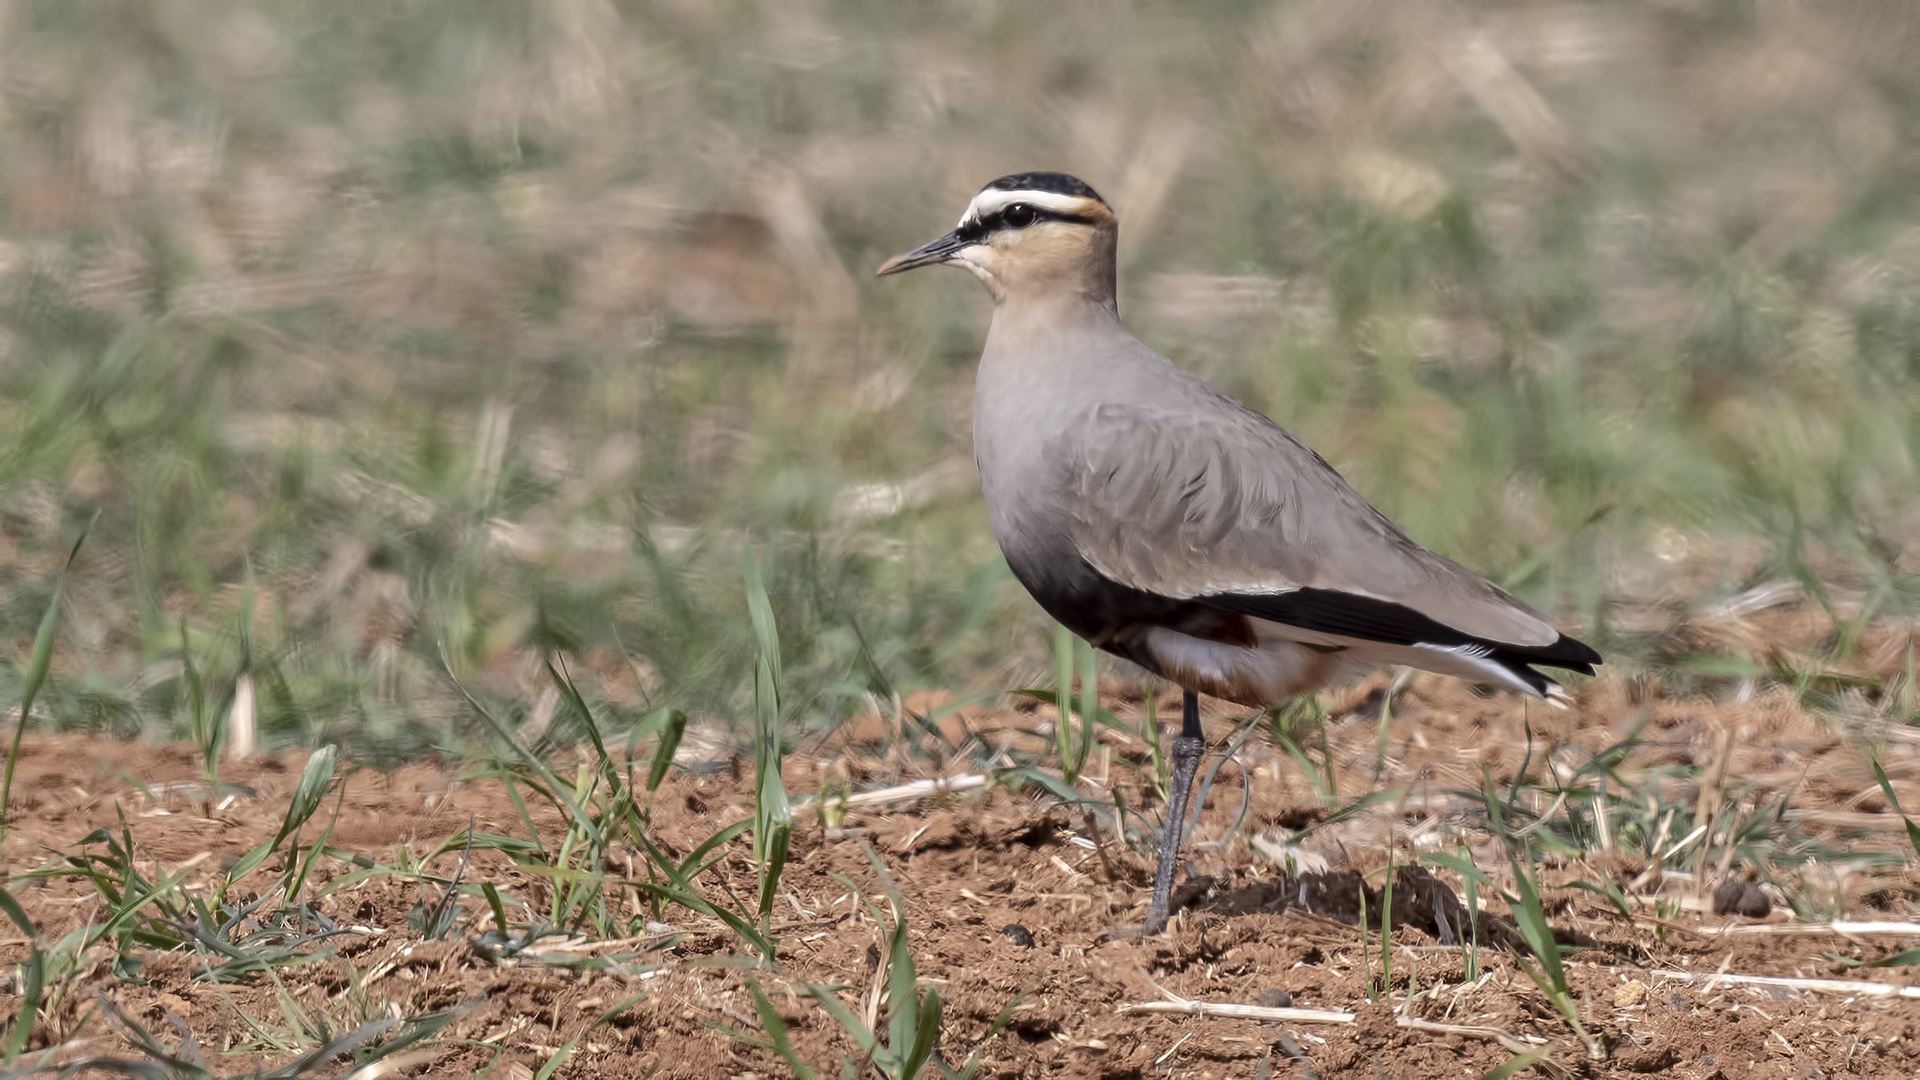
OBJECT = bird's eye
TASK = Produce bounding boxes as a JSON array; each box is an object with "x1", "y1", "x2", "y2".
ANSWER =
[{"x1": 1002, "y1": 203, "x2": 1037, "y2": 229}]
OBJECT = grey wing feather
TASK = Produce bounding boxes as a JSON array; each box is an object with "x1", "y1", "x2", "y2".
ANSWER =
[{"x1": 1060, "y1": 400, "x2": 1561, "y2": 648}]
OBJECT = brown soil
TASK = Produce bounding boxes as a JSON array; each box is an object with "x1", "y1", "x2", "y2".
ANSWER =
[{"x1": 5, "y1": 673, "x2": 1920, "y2": 1078}]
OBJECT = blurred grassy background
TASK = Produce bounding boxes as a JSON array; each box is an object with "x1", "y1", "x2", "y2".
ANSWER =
[{"x1": 2, "y1": 1, "x2": 1918, "y2": 755}]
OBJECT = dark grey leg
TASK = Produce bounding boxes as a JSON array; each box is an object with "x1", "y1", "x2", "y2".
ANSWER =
[{"x1": 1144, "y1": 690, "x2": 1205, "y2": 935}]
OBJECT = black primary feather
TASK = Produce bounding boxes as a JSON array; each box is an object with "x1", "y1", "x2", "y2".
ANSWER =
[{"x1": 1198, "y1": 586, "x2": 1601, "y2": 694}]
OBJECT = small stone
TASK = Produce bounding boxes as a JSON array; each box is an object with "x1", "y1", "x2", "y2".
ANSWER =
[
  {"x1": 1614, "y1": 979, "x2": 1647, "y2": 1008},
  {"x1": 1257, "y1": 987, "x2": 1293, "y2": 1008},
  {"x1": 1734, "y1": 883, "x2": 1771, "y2": 918},
  {"x1": 1001, "y1": 923, "x2": 1035, "y2": 948},
  {"x1": 1713, "y1": 878, "x2": 1771, "y2": 918}
]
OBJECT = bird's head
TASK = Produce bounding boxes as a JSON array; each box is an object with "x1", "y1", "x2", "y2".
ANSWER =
[{"x1": 877, "y1": 172, "x2": 1116, "y2": 307}]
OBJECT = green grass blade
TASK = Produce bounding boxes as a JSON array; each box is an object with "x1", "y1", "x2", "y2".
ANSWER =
[
  {"x1": 1868, "y1": 753, "x2": 1920, "y2": 861},
  {"x1": 748, "y1": 981, "x2": 824, "y2": 1080},
  {"x1": 545, "y1": 654, "x2": 622, "y2": 799},
  {"x1": 1053, "y1": 625, "x2": 1075, "y2": 784},
  {"x1": 1568, "y1": 877, "x2": 1632, "y2": 920},
  {"x1": 677, "y1": 818, "x2": 754, "y2": 880},
  {"x1": 901, "y1": 986, "x2": 942, "y2": 1080},
  {"x1": 1418, "y1": 851, "x2": 1493, "y2": 885},
  {"x1": 1000, "y1": 766, "x2": 1082, "y2": 804},
  {"x1": 179, "y1": 618, "x2": 206, "y2": 767},
  {"x1": 801, "y1": 981, "x2": 880, "y2": 1062},
  {"x1": 887, "y1": 906, "x2": 919, "y2": 1058},
  {"x1": 1072, "y1": 636, "x2": 1097, "y2": 783},
  {"x1": 745, "y1": 546, "x2": 792, "y2": 950},
  {"x1": 632, "y1": 831, "x2": 772, "y2": 955},
  {"x1": 261, "y1": 1005, "x2": 466, "y2": 1080},
  {"x1": 743, "y1": 544, "x2": 781, "y2": 686},
  {"x1": 1506, "y1": 860, "x2": 1566, "y2": 991},
  {"x1": 1463, "y1": 850, "x2": 1480, "y2": 982},
  {"x1": 1485, "y1": 775, "x2": 1598, "y2": 1057},
  {"x1": 1477, "y1": 1047, "x2": 1550, "y2": 1079},
  {"x1": 273, "y1": 745, "x2": 339, "y2": 850},
  {"x1": 645, "y1": 708, "x2": 688, "y2": 793},
  {"x1": 282, "y1": 763, "x2": 352, "y2": 906},
  {"x1": 2, "y1": 945, "x2": 43, "y2": 1062},
  {"x1": 1379, "y1": 859, "x2": 1395, "y2": 1000},
  {"x1": 481, "y1": 882, "x2": 510, "y2": 937},
  {"x1": 0, "y1": 885, "x2": 39, "y2": 941},
  {"x1": 1, "y1": 516, "x2": 92, "y2": 838},
  {"x1": 225, "y1": 745, "x2": 338, "y2": 884},
  {"x1": 1142, "y1": 688, "x2": 1168, "y2": 803},
  {"x1": 1357, "y1": 880, "x2": 1373, "y2": 1002},
  {"x1": 755, "y1": 812, "x2": 792, "y2": 934},
  {"x1": 444, "y1": 653, "x2": 605, "y2": 848}
]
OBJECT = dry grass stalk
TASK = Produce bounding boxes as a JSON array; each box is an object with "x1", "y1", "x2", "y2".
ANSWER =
[
  {"x1": 1118, "y1": 999, "x2": 1550, "y2": 1056},
  {"x1": 1691, "y1": 724, "x2": 1735, "y2": 895},
  {"x1": 340, "y1": 1050, "x2": 446, "y2": 1080},
  {"x1": 1650, "y1": 968, "x2": 1920, "y2": 1000},
  {"x1": 1711, "y1": 920, "x2": 1920, "y2": 937},
  {"x1": 226, "y1": 673, "x2": 256, "y2": 762},
  {"x1": 793, "y1": 773, "x2": 989, "y2": 812}
]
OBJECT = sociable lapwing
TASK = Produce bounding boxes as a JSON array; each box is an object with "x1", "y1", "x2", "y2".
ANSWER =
[{"x1": 878, "y1": 171, "x2": 1601, "y2": 934}]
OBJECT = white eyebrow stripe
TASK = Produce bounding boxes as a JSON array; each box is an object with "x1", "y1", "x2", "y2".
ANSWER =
[{"x1": 958, "y1": 189, "x2": 1099, "y2": 227}]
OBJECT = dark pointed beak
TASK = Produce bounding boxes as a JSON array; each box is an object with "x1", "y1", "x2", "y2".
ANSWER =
[{"x1": 876, "y1": 230, "x2": 970, "y2": 276}]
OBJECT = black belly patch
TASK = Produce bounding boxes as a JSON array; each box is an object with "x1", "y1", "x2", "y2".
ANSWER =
[
  {"x1": 1300, "y1": 642, "x2": 1347, "y2": 654},
  {"x1": 1010, "y1": 555, "x2": 1254, "y2": 674}
]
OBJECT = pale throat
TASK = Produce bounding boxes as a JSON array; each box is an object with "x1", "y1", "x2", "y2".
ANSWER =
[{"x1": 948, "y1": 252, "x2": 1005, "y2": 302}]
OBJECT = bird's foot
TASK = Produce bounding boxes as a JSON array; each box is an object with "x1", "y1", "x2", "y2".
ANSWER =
[{"x1": 1120, "y1": 874, "x2": 1215, "y2": 940}]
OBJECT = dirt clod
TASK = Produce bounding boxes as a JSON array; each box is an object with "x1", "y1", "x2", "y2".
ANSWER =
[
  {"x1": 1713, "y1": 877, "x2": 1772, "y2": 918},
  {"x1": 1621, "y1": 1045, "x2": 1680, "y2": 1073},
  {"x1": 1257, "y1": 986, "x2": 1293, "y2": 1008},
  {"x1": 1352, "y1": 1000, "x2": 1401, "y2": 1050}
]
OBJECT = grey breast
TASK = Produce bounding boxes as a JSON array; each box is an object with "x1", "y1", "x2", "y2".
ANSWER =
[{"x1": 969, "y1": 309, "x2": 1265, "y2": 668}]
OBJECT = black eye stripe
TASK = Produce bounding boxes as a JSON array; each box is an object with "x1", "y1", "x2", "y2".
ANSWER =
[{"x1": 958, "y1": 204, "x2": 1097, "y2": 240}]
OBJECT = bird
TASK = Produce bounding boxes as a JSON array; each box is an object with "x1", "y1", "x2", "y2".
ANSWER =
[{"x1": 877, "y1": 171, "x2": 1601, "y2": 935}]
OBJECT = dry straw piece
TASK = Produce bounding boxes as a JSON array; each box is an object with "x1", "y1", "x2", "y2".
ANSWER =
[{"x1": 1118, "y1": 997, "x2": 1550, "y2": 1057}]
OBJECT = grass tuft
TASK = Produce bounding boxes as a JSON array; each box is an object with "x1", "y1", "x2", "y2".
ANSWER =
[
  {"x1": 1, "y1": 517, "x2": 92, "y2": 840},
  {"x1": 1481, "y1": 776, "x2": 1604, "y2": 1061}
]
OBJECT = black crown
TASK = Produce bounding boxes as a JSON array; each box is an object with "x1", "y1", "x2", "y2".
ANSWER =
[{"x1": 980, "y1": 172, "x2": 1106, "y2": 205}]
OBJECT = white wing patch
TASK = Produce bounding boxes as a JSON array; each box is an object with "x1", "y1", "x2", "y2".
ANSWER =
[
  {"x1": 1414, "y1": 641, "x2": 1493, "y2": 661},
  {"x1": 1133, "y1": 620, "x2": 1565, "y2": 708},
  {"x1": 1407, "y1": 641, "x2": 1544, "y2": 698}
]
